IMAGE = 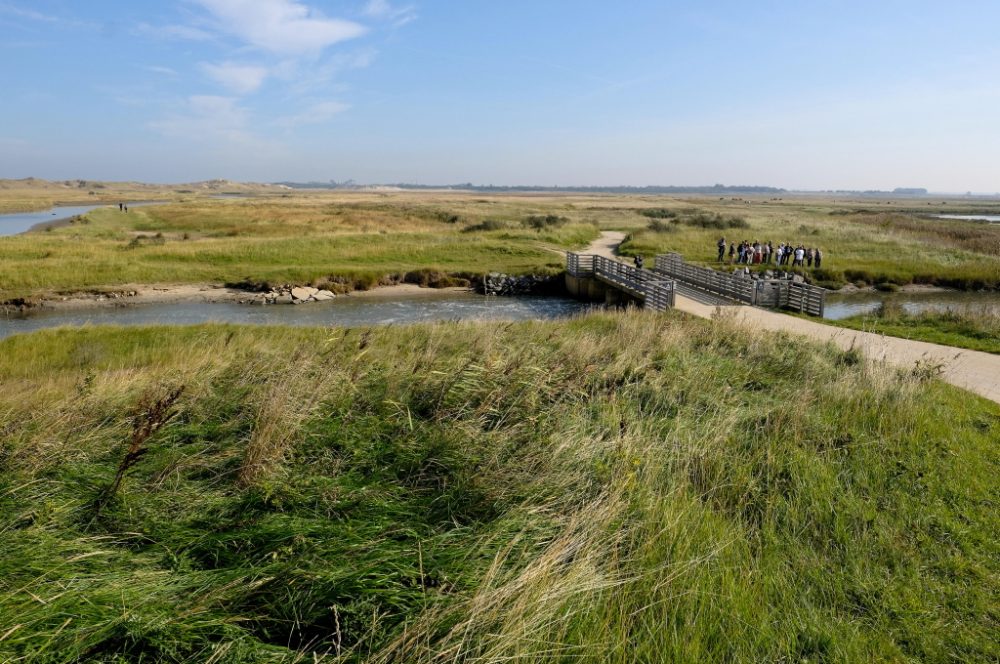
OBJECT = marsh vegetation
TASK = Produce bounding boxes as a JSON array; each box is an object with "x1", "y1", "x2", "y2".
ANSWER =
[
  {"x1": 831, "y1": 300, "x2": 1000, "y2": 354},
  {"x1": 1, "y1": 313, "x2": 997, "y2": 662},
  {"x1": 3, "y1": 186, "x2": 1000, "y2": 301}
]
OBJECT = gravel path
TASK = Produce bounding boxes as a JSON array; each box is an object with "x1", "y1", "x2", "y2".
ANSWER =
[{"x1": 583, "y1": 232, "x2": 1000, "y2": 405}]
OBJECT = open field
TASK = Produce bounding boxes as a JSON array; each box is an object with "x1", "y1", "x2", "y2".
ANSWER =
[
  {"x1": 618, "y1": 199, "x2": 1000, "y2": 290},
  {"x1": 0, "y1": 313, "x2": 997, "y2": 662},
  {"x1": 830, "y1": 302, "x2": 1000, "y2": 354},
  {"x1": 4, "y1": 187, "x2": 1000, "y2": 300},
  {"x1": 0, "y1": 196, "x2": 600, "y2": 299},
  {"x1": 0, "y1": 177, "x2": 286, "y2": 213}
]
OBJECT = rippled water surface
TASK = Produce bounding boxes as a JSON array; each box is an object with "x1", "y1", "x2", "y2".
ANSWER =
[{"x1": 0, "y1": 292, "x2": 592, "y2": 340}]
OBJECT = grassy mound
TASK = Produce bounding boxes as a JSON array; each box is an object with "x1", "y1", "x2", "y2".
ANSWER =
[{"x1": 0, "y1": 313, "x2": 997, "y2": 662}]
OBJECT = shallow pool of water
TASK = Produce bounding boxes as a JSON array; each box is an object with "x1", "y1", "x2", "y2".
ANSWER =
[
  {"x1": 824, "y1": 290, "x2": 1000, "y2": 320},
  {"x1": 0, "y1": 292, "x2": 592, "y2": 339},
  {"x1": 0, "y1": 205, "x2": 104, "y2": 235},
  {"x1": 934, "y1": 214, "x2": 1000, "y2": 223}
]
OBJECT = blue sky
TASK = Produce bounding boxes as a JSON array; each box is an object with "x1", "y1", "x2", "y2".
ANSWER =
[{"x1": 1, "y1": 0, "x2": 998, "y2": 190}]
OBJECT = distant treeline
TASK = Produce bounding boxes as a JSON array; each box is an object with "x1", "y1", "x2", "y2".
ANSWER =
[{"x1": 274, "y1": 181, "x2": 787, "y2": 194}]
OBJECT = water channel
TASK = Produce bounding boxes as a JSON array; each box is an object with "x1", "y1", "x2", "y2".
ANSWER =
[
  {"x1": 0, "y1": 204, "x2": 104, "y2": 235},
  {"x1": 0, "y1": 292, "x2": 592, "y2": 340},
  {"x1": 0, "y1": 202, "x2": 166, "y2": 236},
  {"x1": 823, "y1": 290, "x2": 1000, "y2": 319},
  {"x1": 933, "y1": 214, "x2": 1000, "y2": 223}
]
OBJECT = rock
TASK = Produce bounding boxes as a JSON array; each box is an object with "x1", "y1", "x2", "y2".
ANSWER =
[
  {"x1": 274, "y1": 293, "x2": 293, "y2": 304},
  {"x1": 792, "y1": 275, "x2": 805, "y2": 283},
  {"x1": 313, "y1": 290, "x2": 335, "y2": 301},
  {"x1": 290, "y1": 286, "x2": 318, "y2": 301},
  {"x1": 476, "y1": 273, "x2": 560, "y2": 296}
]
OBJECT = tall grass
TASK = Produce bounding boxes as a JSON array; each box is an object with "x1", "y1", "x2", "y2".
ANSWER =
[
  {"x1": 1, "y1": 314, "x2": 997, "y2": 662},
  {"x1": 0, "y1": 204, "x2": 599, "y2": 299},
  {"x1": 833, "y1": 302, "x2": 1000, "y2": 354}
]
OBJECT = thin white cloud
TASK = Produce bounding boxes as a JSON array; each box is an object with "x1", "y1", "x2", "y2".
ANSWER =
[
  {"x1": 150, "y1": 95, "x2": 253, "y2": 143},
  {"x1": 144, "y1": 65, "x2": 179, "y2": 76},
  {"x1": 135, "y1": 22, "x2": 216, "y2": 42},
  {"x1": 363, "y1": 0, "x2": 416, "y2": 27},
  {"x1": 276, "y1": 100, "x2": 350, "y2": 127},
  {"x1": 0, "y1": 3, "x2": 58, "y2": 23},
  {"x1": 201, "y1": 62, "x2": 269, "y2": 94},
  {"x1": 193, "y1": 0, "x2": 366, "y2": 55}
]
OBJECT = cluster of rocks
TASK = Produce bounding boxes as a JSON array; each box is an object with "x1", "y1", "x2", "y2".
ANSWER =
[
  {"x1": 94, "y1": 290, "x2": 139, "y2": 300},
  {"x1": 477, "y1": 273, "x2": 560, "y2": 296},
  {"x1": 245, "y1": 286, "x2": 337, "y2": 305},
  {"x1": 735, "y1": 269, "x2": 806, "y2": 283}
]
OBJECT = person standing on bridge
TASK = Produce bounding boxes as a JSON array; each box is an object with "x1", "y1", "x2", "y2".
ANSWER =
[{"x1": 718, "y1": 237, "x2": 727, "y2": 262}]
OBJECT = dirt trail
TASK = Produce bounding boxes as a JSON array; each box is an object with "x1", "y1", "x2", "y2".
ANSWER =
[{"x1": 582, "y1": 232, "x2": 1000, "y2": 405}]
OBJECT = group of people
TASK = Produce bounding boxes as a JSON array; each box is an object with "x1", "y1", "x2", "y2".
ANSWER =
[{"x1": 717, "y1": 238, "x2": 823, "y2": 269}]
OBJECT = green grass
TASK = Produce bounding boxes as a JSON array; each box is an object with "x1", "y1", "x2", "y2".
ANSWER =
[
  {"x1": 0, "y1": 203, "x2": 599, "y2": 299},
  {"x1": 1, "y1": 314, "x2": 997, "y2": 662},
  {"x1": 830, "y1": 302, "x2": 1000, "y2": 354},
  {"x1": 619, "y1": 205, "x2": 1000, "y2": 290},
  {"x1": 6, "y1": 192, "x2": 1000, "y2": 297}
]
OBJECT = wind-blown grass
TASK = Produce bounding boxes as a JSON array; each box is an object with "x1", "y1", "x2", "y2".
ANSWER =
[
  {"x1": 1, "y1": 313, "x2": 997, "y2": 662},
  {"x1": 831, "y1": 301, "x2": 1000, "y2": 354},
  {"x1": 0, "y1": 203, "x2": 598, "y2": 299}
]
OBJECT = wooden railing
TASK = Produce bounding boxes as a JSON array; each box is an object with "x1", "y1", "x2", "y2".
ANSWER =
[
  {"x1": 566, "y1": 252, "x2": 595, "y2": 277},
  {"x1": 653, "y1": 253, "x2": 755, "y2": 303},
  {"x1": 653, "y1": 253, "x2": 826, "y2": 317},
  {"x1": 566, "y1": 253, "x2": 676, "y2": 311},
  {"x1": 787, "y1": 281, "x2": 826, "y2": 317}
]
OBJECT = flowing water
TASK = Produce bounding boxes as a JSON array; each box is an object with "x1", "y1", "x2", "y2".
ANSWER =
[
  {"x1": 824, "y1": 290, "x2": 1000, "y2": 319},
  {"x1": 0, "y1": 292, "x2": 592, "y2": 340}
]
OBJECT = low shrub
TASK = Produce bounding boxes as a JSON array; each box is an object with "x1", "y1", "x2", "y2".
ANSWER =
[
  {"x1": 522, "y1": 215, "x2": 568, "y2": 230},
  {"x1": 224, "y1": 278, "x2": 272, "y2": 292},
  {"x1": 647, "y1": 219, "x2": 678, "y2": 233},
  {"x1": 463, "y1": 219, "x2": 512, "y2": 232},
  {"x1": 402, "y1": 269, "x2": 470, "y2": 288}
]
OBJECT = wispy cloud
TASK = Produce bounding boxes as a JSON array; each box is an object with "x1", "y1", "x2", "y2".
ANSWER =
[
  {"x1": 192, "y1": 0, "x2": 366, "y2": 55},
  {"x1": 276, "y1": 100, "x2": 350, "y2": 128},
  {"x1": 363, "y1": 0, "x2": 417, "y2": 27},
  {"x1": 201, "y1": 61, "x2": 270, "y2": 94},
  {"x1": 150, "y1": 95, "x2": 254, "y2": 143},
  {"x1": 0, "y1": 3, "x2": 58, "y2": 23},
  {"x1": 144, "y1": 65, "x2": 179, "y2": 77},
  {"x1": 135, "y1": 22, "x2": 216, "y2": 42}
]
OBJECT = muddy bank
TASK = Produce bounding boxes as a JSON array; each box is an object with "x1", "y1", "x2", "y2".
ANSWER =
[{"x1": 2, "y1": 283, "x2": 484, "y2": 316}]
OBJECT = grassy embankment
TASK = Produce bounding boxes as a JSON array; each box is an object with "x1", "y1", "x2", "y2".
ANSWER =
[
  {"x1": 830, "y1": 301, "x2": 1000, "y2": 354},
  {"x1": 617, "y1": 201, "x2": 1000, "y2": 290},
  {"x1": 1, "y1": 313, "x2": 997, "y2": 662},
  {"x1": 0, "y1": 196, "x2": 600, "y2": 300}
]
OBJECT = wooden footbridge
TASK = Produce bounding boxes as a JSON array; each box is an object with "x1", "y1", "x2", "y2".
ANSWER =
[
  {"x1": 566, "y1": 252, "x2": 827, "y2": 316},
  {"x1": 566, "y1": 253, "x2": 676, "y2": 311}
]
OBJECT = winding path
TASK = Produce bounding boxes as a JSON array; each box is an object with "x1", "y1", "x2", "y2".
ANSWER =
[{"x1": 584, "y1": 232, "x2": 1000, "y2": 405}]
